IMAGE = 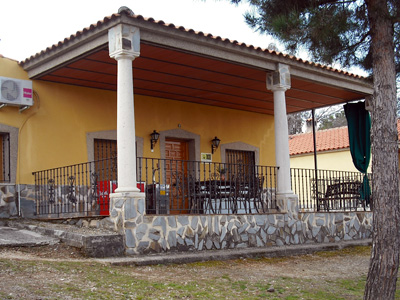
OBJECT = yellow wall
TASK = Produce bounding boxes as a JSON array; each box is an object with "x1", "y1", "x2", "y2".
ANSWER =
[
  {"x1": 0, "y1": 56, "x2": 276, "y2": 184},
  {"x1": 136, "y1": 95, "x2": 275, "y2": 164},
  {"x1": 290, "y1": 150, "x2": 372, "y2": 173}
]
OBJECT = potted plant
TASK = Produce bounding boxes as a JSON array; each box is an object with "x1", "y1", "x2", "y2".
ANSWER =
[{"x1": 218, "y1": 166, "x2": 226, "y2": 180}]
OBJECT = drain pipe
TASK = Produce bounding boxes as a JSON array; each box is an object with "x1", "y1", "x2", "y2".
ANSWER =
[
  {"x1": 17, "y1": 184, "x2": 21, "y2": 217},
  {"x1": 311, "y1": 109, "x2": 319, "y2": 211}
]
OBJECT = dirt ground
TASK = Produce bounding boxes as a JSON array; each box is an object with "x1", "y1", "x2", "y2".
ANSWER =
[
  {"x1": 0, "y1": 221, "x2": 383, "y2": 299},
  {"x1": 0, "y1": 242, "x2": 371, "y2": 284}
]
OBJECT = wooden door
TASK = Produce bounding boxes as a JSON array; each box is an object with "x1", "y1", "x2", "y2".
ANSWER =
[
  {"x1": 165, "y1": 139, "x2": 189, "y2": 214},
  {"x1": 94, "y1": 139, "x2": 117, "y2": 215}
]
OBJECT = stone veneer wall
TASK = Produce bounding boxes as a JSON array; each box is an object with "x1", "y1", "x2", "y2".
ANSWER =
[
  {"x1": 110, "y1": 193, "x2": 373, "y2": 255},
  {"x1": 0, "y1": 184, "x2": 18, "y2": 218},
  {"x1": 2, "y1": 183, "x2": 107, "y2": 219},
  {"x1": 0, "y1": 184, "x2": 36, "y2": 218}
]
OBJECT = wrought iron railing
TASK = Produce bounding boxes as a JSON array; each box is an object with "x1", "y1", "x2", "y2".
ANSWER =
[
  {"x1": 291, "y1": 168, "x2": 372, "y2": 212},
  {"x1": 33, "y1": 158, "x2": 372, "y2": 218},
  {"x1": 138, "y1": 158, "x2": 278, "y2": 215},
  {"x1": 33, "y1": 157, "x2": 117, "y2": 217},
  {"x1": 33, "y1": 157, "x2": 278, "y2": 217}
]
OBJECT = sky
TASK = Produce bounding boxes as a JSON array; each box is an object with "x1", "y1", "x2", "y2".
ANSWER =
[
  {"x1": 0, "y1": 0, "x2": 367, "y2": 76},
  {"x1": 0, "y1": 0, "x2": 276, "y2": 62}
]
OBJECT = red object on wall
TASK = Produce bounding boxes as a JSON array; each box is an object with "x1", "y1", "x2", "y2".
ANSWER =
[
  {"x1": 97, "y1": 181, "x2": 145, "y2": 215},
  {"x1": 136, "y1": 182, "x2": 145, "y2": 193}
]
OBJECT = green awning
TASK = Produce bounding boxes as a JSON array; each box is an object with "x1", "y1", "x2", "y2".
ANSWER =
[{"x1": 344, "y1": 101, "x2": 371, "y2": 204}]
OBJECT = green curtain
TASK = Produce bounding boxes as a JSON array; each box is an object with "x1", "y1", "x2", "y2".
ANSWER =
[{"x1": 344, "y1": 101, "x2": 371, "y2": 204}]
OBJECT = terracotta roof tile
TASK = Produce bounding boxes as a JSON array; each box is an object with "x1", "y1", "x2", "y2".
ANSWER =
[
  {"x1": 18, "y1": 10, "x2": 365, "y2": 79},
  {"x1": 290, "y1": 120, "x2": 400, "y2": 156},
  {"x1": 289, "y1": 127, "x2": 350, "y2": 156}
]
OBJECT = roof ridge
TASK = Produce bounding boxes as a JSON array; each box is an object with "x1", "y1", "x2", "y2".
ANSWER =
[
  {"x1": 289, "y1": 125, "x2": 348, "y2": 138},
  {"x1": 318, "y1": 126, "x2": 348, "y2": 133}
]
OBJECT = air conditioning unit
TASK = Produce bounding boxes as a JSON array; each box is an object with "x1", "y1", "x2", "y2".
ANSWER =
[{"x1": 0, "y1": 77, "x2": 33, "y2": 106}]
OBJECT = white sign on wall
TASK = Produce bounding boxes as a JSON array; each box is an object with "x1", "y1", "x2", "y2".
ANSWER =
[{"x1": 201, "y1": 153, "x2": 212, "y2": 162}]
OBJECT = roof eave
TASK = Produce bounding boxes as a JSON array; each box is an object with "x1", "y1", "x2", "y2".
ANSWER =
[{"x1": 20, "y1": 12, "x2": 373, "y2": 96}]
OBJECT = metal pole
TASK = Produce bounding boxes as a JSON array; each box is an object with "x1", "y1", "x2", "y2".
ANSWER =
[{"x1": 312, "y1": 109, "x2": 319, "y2": 210}]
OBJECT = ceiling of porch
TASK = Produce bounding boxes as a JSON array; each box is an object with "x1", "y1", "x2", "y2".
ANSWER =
[{"x1": 23, "y1": 12, "x2": 373, "y2": 116}]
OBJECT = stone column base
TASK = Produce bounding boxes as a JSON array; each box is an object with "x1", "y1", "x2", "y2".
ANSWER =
[
  {"x1": 276, "y1": 193, "x2": 299, "y2": 219},
  {"x1": 110, "y1": 191, "x2": 145, "y2": 254}
]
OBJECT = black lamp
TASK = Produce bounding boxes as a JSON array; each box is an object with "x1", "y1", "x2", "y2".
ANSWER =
[
  {"x1": 150, "y1": 130, "x2": 160, "y2": 152},
  {"x1": 211, "y1": 136, "x2": 220, "y2": 154}
]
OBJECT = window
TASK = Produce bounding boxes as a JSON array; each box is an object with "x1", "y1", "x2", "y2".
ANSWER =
[
  {"x1": 86, "y1": 130, "x2": 143, "y2": 163},
  {"x1": 0, "y1": 133, "x2": 10, "y2": 182},
  {"x1": 0, "y1": 124, "x2": 18, "y2": 183},
  {"x1": 94, "y1": 139, "x2": 117, "y2": 181},
  {"x1": 225, "y1": 149, "x2": 255, "y2": 180},
  {"x1": 94, "y1": 139, "x2": 117, "y2": 161}
]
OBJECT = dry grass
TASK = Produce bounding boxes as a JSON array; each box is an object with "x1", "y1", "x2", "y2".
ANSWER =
[{"x1": 0, "y1": 245, "x2": 399, "y2": 299}]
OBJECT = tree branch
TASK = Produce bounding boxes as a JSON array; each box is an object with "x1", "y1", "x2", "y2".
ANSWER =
[
  {"x1": 315, "y1": 0, "x2": 358, "y2": 7},
  {"x1": 347, "y1": 31, "x2": 371, "y2": 51},
  {"x1": 327, "y1": 30, "x2": 370, "y2": 59}
]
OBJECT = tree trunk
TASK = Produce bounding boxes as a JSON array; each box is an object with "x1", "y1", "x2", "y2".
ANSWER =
[{"x1": 364, "y1": 0, "x2": 400, "y2": 299}]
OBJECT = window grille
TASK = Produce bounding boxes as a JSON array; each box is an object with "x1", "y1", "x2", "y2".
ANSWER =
[
  {"x1": 225, "y1": 149, "x2": 255, "y2": 179},
  {"x1": 94, "y1": 139, "x2": 117, "y2": 181}
]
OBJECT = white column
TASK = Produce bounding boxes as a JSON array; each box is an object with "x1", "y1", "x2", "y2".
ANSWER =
[
  {"x1": 109, "y1": 24, "x2": 141, "y2": 193},
  {"x1": 267, "y1": 64, "x2": 293, "y2": 195},
  {"x1": 272, "y1": 87, "x2": 293, "y2": 195}
]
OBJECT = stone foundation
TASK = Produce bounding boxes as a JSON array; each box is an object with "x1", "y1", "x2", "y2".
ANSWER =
[
  {"x1": 0, "y1": 184, "x2": 42, "y2": 219},
  {"x1": 3, "y1": 183, "x2": 105, "y2": 219},
  {"x1": 18, "y1": 184, "x2": 36, "y2": 218},
  {"x1": 0, "y1": 184, "x2": 18, "y2": 218},
  {"x1": 110, "y1": 192, "x2": 373, "y2": 255}
]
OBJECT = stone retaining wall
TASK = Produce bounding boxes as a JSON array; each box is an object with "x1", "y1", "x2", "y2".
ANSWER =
[{"x1": 110, "y1": 193, "x2": 373, "y2": 255}]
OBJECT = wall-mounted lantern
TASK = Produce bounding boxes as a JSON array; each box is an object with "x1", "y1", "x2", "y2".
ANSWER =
[
  {"x1": 211, "y1": 136, "x2": 220, "y2": 154},
  {"x1": 150, "y1": 130, "x2": 160, "y2": 152}
]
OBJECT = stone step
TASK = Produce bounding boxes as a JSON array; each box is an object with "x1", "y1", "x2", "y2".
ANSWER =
[{"x1": 9, "y1": 222, "x2": 124, "y2": 258}]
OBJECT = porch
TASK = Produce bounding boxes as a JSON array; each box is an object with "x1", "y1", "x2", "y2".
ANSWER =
[
  {"x1": 32, "y1": 157, "x2": 371, "y2": 218},
  {"x1": 29, "y1": 158, "x2": 372, "y2": 254}
]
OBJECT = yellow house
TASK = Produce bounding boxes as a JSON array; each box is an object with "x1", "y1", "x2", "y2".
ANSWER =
[
  {"x1": 289, "y1": 121, "x2": 400, "y2": 172},
  {"x1": 289, "y1": 126, "x2": 367, "y2": 172},
  {"x1": 0, "y1": 8, "x2": 375, "y2": 254}
]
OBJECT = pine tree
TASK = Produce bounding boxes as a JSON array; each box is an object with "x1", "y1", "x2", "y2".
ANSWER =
[{"x1": 229, "y1": 1, "x2": 400, "y2": 298}]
